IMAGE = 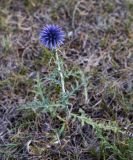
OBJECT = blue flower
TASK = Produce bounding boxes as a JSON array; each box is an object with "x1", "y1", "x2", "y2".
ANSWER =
[{"x1": 39, "y1": 24, "x2": 65, "y2": 50}]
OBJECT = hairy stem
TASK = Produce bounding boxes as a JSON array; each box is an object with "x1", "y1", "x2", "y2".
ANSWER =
[
  {"x1": 81, "y1": 70, "x2": 88, "y2": 104},
  {"x1": 55, "y1": 50, "x2": 65, "y2": 94}
]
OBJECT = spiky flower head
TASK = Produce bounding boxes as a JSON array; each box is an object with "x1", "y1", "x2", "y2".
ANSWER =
[{"x1": 39, "y1": 24, "x2": 65, "y2": 50}]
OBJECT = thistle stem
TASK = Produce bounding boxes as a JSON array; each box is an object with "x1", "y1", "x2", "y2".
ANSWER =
[
  {"x1": 81, "y1": 70, "x2": 88, "y2": 104},
  {"x1": 55, "y1": 50, "x2": 65, "y2": 94}
]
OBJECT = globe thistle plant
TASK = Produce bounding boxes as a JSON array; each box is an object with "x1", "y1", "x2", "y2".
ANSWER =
[
  {"x1": 39, "y1": 24, "x2": 66, "y2": 94},
  {"x1": 39, "y1": 24, "x2": 65, "y2": 50}
]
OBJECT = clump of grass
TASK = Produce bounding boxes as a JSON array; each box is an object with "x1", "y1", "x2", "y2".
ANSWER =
[
  {"x1": 103, "y1": 1, "x2": 115, "y2": 13},
  {"x1": 0, "y1": 12, "x2": 7, "y2": 30},
  {"x1": 125, "y1": 0, "x2": 133, "y2": 12},
  {"x1": 1, "y1": 36, "x2": 12, "y2": 54}
]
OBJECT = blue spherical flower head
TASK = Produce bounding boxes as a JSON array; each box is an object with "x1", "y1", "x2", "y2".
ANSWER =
[{"x1": 39, "y1": 24, "x2": 65, "y2": 50}]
